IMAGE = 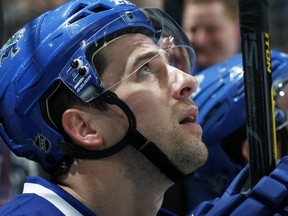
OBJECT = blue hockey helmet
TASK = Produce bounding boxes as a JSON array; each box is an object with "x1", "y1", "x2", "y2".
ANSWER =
[
  {"x1": 0, "y1": 0, "x2": 195, "y2": 176},
  {"x1": 189, "y1": 50, "x2": 288, "y2": 199},
  {"x1": 272, "y1": 51, "x2": 288, "y2": 156}
]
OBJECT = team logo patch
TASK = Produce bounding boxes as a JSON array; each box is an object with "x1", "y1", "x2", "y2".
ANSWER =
[
  {"x1": 109, "y1": 0, "x2": 134, "y2": 6},
  {"x1": 33, "y1": 133, "x2": 52, "y2": 153},
  {"x1": 0, "y1": 28, "x2": 25, "y2": 66}
]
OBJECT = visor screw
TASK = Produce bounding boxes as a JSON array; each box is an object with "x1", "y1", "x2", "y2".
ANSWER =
[
  {"x1": 127, "y1": 12, "x2": 133, "y2": 19},
  {"x1": 71, "y1": 59, "x2": 80, "y2": 68},
  {"x1": 79, "y1": 66, "x2": 89, "y2": 76}
]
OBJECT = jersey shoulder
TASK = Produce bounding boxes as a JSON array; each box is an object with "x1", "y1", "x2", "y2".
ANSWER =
[{"x1": 0, "y1": 193, "x2": 64, "y2": 216}]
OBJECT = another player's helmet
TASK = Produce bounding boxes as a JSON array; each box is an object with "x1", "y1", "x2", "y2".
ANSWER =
[
  {"x1": 0, "y1": 0, "x2": 195, "y2": 180},
  {"x1": 272, "y1": 51, "x2": 288, "y2": 156},
  {"x1": 187, "y1": 50, "x2": 288, "y2": 205}
]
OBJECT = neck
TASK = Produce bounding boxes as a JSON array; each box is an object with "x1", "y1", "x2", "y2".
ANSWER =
[{"x1": 58, "y1": 147, "x2": 173, "y2": 216}]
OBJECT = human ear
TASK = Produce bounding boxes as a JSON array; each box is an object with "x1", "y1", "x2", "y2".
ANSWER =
[{"x1": 62, "y1": 108, "x2": 103, "y2": 149}]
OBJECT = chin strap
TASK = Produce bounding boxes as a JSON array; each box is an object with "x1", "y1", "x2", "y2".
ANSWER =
[
  {"x1": 126, "y1": 130, "x2": 191, "y2": 183},
  {"x1": 59, "y1": 87, "x2": 190, "y2": 183},
  {"x1": 59, "y1": 87, "x2": 136, "y2": 159}
]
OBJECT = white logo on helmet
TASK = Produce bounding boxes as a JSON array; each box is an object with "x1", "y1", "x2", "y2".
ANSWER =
[
  {"x1": 109, "y1": 0, "x2": 134, "y2": 6},
  {"x1": 76, "y1": 74, "x2": 92, "y2": 93}
]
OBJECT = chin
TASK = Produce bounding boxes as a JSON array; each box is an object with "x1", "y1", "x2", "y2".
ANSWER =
[{"x1": 179, "y1": 155, "x2": 208, "y2": 175}]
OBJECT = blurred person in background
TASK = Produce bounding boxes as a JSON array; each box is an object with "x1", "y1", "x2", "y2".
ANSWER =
[
  {"x1": 163, "y1": 0, "x2": 288, "y2": 63},
  {"x1": 130, "y1": 0, "x2": 163, "y2": 9},
  {"x1": 2, "y1": 0, "x2": 67, "y2": 44},
  {"x1": 182, "y1": 0, "x2": 240, "y2": 74}
]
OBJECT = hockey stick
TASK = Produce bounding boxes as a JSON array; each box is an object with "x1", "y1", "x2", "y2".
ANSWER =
[{"x1": 238, "y1": 0, "x2": 277, "y2": 187}]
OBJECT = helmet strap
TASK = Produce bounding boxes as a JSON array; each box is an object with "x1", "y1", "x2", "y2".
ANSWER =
[{"x1": 59, "y1": 88, "x2": 190, "y2": 183}]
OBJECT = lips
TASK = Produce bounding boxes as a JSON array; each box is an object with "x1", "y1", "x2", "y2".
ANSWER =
[
  {"x1": 179, "y1": 107, "x2": 198, "y2": 124},
  {"x1": 179, "y1": 116, "x2": 195, "y2": 124}
]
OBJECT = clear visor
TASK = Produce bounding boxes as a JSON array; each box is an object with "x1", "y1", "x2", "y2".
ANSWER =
[{"x1": 59, "y1": 7, "x2": 195, "y2": 102}]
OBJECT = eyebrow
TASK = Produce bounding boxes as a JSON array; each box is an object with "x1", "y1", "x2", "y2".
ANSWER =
[{"x1": 133, "y1": 49, "x2": 163, "y2": 69}]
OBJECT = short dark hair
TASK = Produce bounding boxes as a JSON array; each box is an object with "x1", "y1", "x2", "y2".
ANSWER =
[{"x1": 40, "y1": 49, "x2": 109, "y2": 179}]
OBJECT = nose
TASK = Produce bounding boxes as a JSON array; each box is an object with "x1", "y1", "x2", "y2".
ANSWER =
[
  {"x1": 170, "y1": 66, "x2": 198, "y2": 99},
  {"x1": 193, "y1": 29, "x2": 208, "y2": 46}
]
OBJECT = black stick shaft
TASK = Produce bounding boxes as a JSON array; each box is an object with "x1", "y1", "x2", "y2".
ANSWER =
[{"x1": 238, "y1": 0, "x2": 277, "y2": 187}]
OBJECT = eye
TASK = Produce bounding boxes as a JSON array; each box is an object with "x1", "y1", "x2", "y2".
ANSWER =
[{"x1": 138, "y1": 65, "x2": 152, "y2": 75}]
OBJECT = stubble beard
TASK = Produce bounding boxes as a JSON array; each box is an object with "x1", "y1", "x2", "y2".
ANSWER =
[{"x1": 168, "y1": 132, "x2": 208, "y2": 175}]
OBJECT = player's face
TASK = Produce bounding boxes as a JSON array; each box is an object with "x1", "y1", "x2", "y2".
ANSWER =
[
  {"x1": 100, "y1": 34, "x2": 208, "y2": 174},
  {"x1": 182, "y1": 1, "x2": 239, "y2": 70}
]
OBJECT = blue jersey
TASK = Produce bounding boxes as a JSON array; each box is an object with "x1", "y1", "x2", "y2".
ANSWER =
[{"x1": 0, "y1": 176, "x2": 175, "y2": 216}]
